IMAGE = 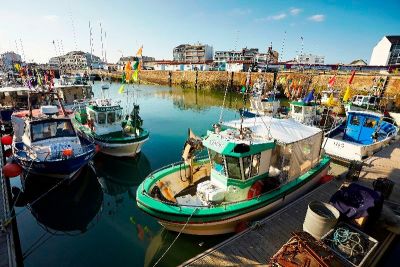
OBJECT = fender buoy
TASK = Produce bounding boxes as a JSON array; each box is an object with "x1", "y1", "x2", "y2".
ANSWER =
[
  {"x1": 3, "y1": 163, "x2": 22, "y2": 178},
  {"x1": 319, "y1": 175, "x2": 334, "y2": 184},
  {"x1": 235, "y1": 221, "x2": 248, "y2": 233},
  {"x1": 247, "y1": 180, "x2": 264, "y2": 199},
  {"x1": 1, "y1": 135, "x2": 12, "y2": 145}
]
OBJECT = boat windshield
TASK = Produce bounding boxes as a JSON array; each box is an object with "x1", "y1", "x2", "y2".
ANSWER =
[
  {"x1": 31, "y1": 120, "x2": 76, "y2": 141},
  {"x1": 209, "y1": 150, "x2": 225, "y2": 175}
]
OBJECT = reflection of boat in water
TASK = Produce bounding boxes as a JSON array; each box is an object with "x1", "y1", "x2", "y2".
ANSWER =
[
  {"x1": 13, "y1": 167, "x2": 103, "y2": 233},
  {"x1": 92, "y1": 152, "x2": 151, "y2": 196},
  {"x1": 144, "y1": 228, "x2": 230, "y2": 267}
]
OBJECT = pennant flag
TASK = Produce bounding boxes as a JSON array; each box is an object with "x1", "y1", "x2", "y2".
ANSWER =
[
  {"x1": 241, "y1": 85, "x2": 246, "y2": 93},
  {"x1": 326, "y1": 93, "x2": 334, "y2": 106},
  {"x1": 14, "y1": 63, "x2": 21, "y2": 72},
  {"x1": 132, "y1": 70, "x2": 138, "y2": 82},
  {"x1": 121, "y1": 72, "x2": 126, "y2": 84},
  {"x1": 348, "y1": 70, "x2": 356, "y2": 84},
  {"x1": 343, "y1": 85, "x2": 351, "y2": 102},
  {"x1": 328, "y1": 75, "x2": 336, "y2": 87},
  {"x1": 279, "y1": 76, "x2": 286, "y2": 84},
  {"x1": 132, "y1": 61, "x2": 139, "y2": 70},
  {"x1": 303, "y1": 89, "x2": 315, "y2": 104},
  {"x1": 125, "y1": 61, "x2": 132, "y2": 83},
  {"x1": 136, "y1": 46, "x2": 143, "y2": 57},
  {"x1": 118, "y1": 84, "x2": 125, "y2": 94}
]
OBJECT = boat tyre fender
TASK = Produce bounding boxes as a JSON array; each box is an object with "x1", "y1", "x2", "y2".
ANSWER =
[{"x1": 247, "y1": 180, "x2": 264, "y2": 199}]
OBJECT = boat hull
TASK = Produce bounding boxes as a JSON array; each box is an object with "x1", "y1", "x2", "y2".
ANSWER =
[
  {"x1": 13, "y1": 149, "x2": 95, "y2": 179},
  {"x1": 94, "y1": 136, "x2": 149, "y2": 157},
  {"x1": 137, "y1": 156, "x2": 330, "y2": 235}
]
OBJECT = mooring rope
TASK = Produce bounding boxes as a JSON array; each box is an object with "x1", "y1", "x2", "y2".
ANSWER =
[{"x1": 152, "y1": 208, "x2": 198, "y2": 267}]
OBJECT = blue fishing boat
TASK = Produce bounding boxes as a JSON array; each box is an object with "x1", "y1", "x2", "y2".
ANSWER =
[
  {"x1": 12, "y1": 105, "x2": 96, "y2": 179},
  {"x1": 324, "y1": 110, "x2": 398, "y2": 161}
]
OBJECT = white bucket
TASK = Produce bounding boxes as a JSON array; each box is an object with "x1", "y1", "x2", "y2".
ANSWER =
[{"x1": 303, "y1": 201, "x2": 340, "y2": 240}]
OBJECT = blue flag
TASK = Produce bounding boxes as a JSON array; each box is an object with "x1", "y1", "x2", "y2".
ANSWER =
[{"x1": 303, "y1": 89, "x2": 315, "y2": 104}]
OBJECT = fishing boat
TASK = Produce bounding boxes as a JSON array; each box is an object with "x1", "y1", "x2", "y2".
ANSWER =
[
  {"x1": 289, "y1": 100, "x2": 345, "y2": 136},
  {"x1": 12, "y1": 105, "x2": 96, "y2": 179},
  {"x1": 136, "y1": 117, "x2": 330, "y2": 235},
  {"x1": 323, "y1": 110, "x2": 398, "y2": 161},
  {"x1": 72, "y1": 94, "x2": 149, "y2": 157}
]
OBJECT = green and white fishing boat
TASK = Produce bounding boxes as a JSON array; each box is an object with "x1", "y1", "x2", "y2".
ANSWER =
[
  {"x1": 136, "y1": 117, "x2": 330, "y2": 235},
  {"x1": 72, "y1": 88, "x2": 149, "y2": 157}
]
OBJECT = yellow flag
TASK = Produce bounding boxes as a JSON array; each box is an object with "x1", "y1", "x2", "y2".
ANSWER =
[
  {"x1": 136, "y1": 46, "x2": 143, "y2": 57},
  {"x1": 14, "y1": 63, "x2": 21, "y2": 71},
  {"x1": 118, "y1": 85, "x2": 125, "y2": 94},
  {"x1": 132, "y1": 70, "x2": 138, "y2": 82},
  {"x1": 279, "y1": 76, "x2": 286, "y2": 84},
  {"x1": 343, "y1": 85, "x2": 351, "y2": 102},
  {"x1": 326, "y1": 93, "x2": 334, "y2": 106},
  {"x1": 395, "y1": 68, "x2": 399, "y2": 75}
]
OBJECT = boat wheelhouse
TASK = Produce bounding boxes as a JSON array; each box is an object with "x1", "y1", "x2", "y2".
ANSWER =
[
  {"x1": 12, "y1": 106, "x2": 96, "y2": 179},
  {"x1": 136, "y1": 117, "x2": 330, "y2": 235},
  {"x1": 289, "y1": 101, "x2": 345, "y2": 136},
  {"x1": 72, "y1": 98, "x2": 149, "y2": 157},
  {"x1": 324, "y1": 110, "x2": 398, "y2": 161},
  {"x1": 345, "y1": 95, "x2": 380, "y2": 113}
]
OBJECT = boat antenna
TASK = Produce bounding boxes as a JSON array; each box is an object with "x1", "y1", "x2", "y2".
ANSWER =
[
  {"x1": 239, "y1": 68, "x2": 252, "y2": 137},
  {"x1": 218, "y1": 72, "x2": 231, "y2": 123},
  {"x1": 280, "y1": 30, "x2": 287, "y2": 62},
  {"x1": 104, "y1": 31, "x2": 108, "y2": 63},
  {"x1": 100, "y1": 22, "x2": 105, "y2": 62}
]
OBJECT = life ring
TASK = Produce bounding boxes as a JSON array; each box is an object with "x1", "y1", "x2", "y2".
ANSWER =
[{"x1": 247, "y1": 180, "x2": 264, "y2": 199}]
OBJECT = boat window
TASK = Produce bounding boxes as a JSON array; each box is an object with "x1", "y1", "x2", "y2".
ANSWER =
[
  {"x1": 209, "y1": 150, "x2": 225, "y2": 175},
  {"x1": 107, "y1": 112, "x2": 116, "y2": 124},
  {"x1": 31, "y1": 121, "x2": 75, "y2": 141},
  {"x1": 293, "y1": 106, "x2": 302, "y2": 114},
  {"x1": 363, "y1": 118, "x2": 377, "y2": 128},
  {"x1": 98, "y1": 112, "x2": 106, "y2": 124},
  {"x1": 362, "y1": 97, "x2": 368, "y2": 103},
  {"x1": 350, "y1": 115, "x2": 360, "y2": 126},
  {"x1": 243, "y1": 154, "x2": 261, "y2": 179},
  {"x1": 225, "y1": 156, "x2": 242, "y2": 180},
  {"x1": 116, "y1": 110, "x2": 122, "y2": 121},
  {"x1": 88, "y1": 111, "x2": 97, "y2": 123}
]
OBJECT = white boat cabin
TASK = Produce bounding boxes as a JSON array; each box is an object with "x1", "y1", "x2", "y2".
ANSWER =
[{"x1": 289, "y1": 101, "x2": 318, "y2": 126}]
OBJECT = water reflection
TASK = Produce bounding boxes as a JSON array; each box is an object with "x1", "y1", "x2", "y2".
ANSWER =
[
  {"x1": 155, "y1": 87, "x2": 242, "y2": 111},
  {"x1": 144, "y1": 229, "x2": 232, "y2": 267},
  {"x1": 92, "y1": 152, "x2": 151, "y2": 196},
  {"x1": 14, "y1": 167, "x2": 103, "y2": 234}
]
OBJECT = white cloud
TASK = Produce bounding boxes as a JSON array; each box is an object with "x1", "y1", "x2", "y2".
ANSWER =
[
  {"x1": 229, "y1": 8, "x2": 252, "y2": 16},
  {"x1": 308, "y1": 14, "x2": 325, "y2": 22},
  {"x1": 269, "y1": 13, "x2": 287, "y2": 20},
  {"x1": 42, "y1": 15, "x2": 58, "y2": 21},
  {"x1": 290, "y1": 8, "x2": 302, "y2": 15}
]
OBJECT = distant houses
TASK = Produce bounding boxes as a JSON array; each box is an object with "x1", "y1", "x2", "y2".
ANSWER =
[{"x1": 0, "y1": 51, "x2": 22, "y2": 71}]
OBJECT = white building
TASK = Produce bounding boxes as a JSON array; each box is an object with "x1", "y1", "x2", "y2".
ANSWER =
[
  {"x1": 173, "y1": 43, "x2": 213, "y2": 63},
  {"x1": 296, "y1": 54, "x2": 325, "y2": 64},
  {"x1": 153, "y1": 61, "x2": 212, "y2": 71},
  {"x1": 370, "y1": 36, "x2": 400, "y2": 66},
  {"x1": 48, "y1": 51, "x2": 103, "y2": 70},
  {"x1": 225, "y1": 60, "x2": 252, "y2": 72},
  {"x1": 0, "y1": 51, "x2": 22, "y2": 71}
]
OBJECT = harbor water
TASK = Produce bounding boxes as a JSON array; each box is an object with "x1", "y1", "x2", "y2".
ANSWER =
[{"x1": 11, "y1": 83, "x2": 241, "y2": 267}]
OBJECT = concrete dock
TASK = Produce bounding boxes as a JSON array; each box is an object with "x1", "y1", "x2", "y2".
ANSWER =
[
  {"x1": 182, "y1": 141, "x2": 400, "y2": 266},
  {"x1": 0, "y1": 144, "x2": 22, "y2": 267}
]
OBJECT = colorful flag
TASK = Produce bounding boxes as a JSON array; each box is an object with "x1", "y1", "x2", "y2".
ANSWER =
[
  {"x1": 348, "y1": 70, "x2": 356, "y2": 84},
  {"x1": 303, "y1": 89, "x2": 315, "y2": 104},
  {"x1": 394, "y1": 68, "x2": 399, "y2": 75},
  {"x1": 136, "y1": 46, "x2": 143, "y2": 57},
  {"x1": 328, "y1": 75, "x2": 336, "y2": 87},
  {"x1": 343, "y1": 85, "x2": 351, "y2": 102},
  {"x1": 279, "y1": 76, "x2": 286, "y2": 84},
  {"x1": 132, "y1": 70, "x2": 138, "y2": 82},
  {"x1": 118, "y1": 84, "x2": 125, "y2": 94},
  {"x1": 14, "y1": 63, "x2": 21, "y2": 72}
]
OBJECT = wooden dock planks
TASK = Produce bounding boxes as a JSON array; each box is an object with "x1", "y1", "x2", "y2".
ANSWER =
[{"x1": 183, "y1": 180, "x2": 342, "y2": 266}]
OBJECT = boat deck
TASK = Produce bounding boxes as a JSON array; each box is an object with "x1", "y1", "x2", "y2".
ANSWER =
[{"x1": 182, "y1": 141, "x2": 400, "y2": 266}]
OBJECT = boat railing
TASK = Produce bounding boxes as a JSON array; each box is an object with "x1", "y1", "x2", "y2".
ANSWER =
[
  {"x1": 141, "y1": 159, "x2": 313, "y2": 210},
  {"x1": 14, "y1": 143, "x2": 94, "y2": 161}
]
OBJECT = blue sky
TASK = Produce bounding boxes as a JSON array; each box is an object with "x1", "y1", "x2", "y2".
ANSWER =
[{"x1": 0, "y1": 0, "x2": 399, "y2": 64}]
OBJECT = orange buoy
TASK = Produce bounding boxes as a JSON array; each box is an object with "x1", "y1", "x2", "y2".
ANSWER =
[
  {"x1": 1, "y1": 135, "x2": 12, "y2": 146},
  {"x1": 62, "y1": 148, "x2": 73, "y2": 157},
  {"x1": 3, "y1": 163, "x2": 22, "y2": 178},
  {"x1": 95, "y1": 144, "x2": 101, "y2": 153},
  {"x1": 247, "y1": 180, "x2": 264, "y2": 199},
  {"x1": 4, "y1": 148, "x2": 12, "y2": 158}
]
